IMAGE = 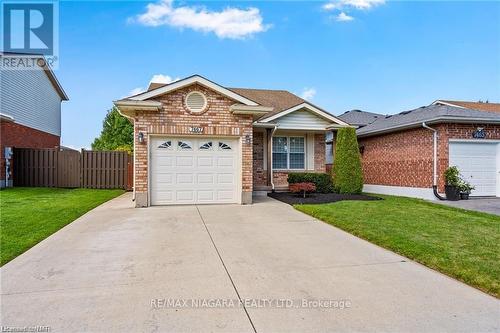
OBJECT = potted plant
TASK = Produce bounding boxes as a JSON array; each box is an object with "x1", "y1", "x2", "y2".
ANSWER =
[
  {"x1": 458, "y1": 179, "x2": 475, "y2": 200},
  {"x1": 444, "y1": 166, "x2": 461, "y2": 201}
]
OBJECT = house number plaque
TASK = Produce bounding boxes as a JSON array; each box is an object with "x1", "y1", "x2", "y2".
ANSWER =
[
  {"x1": 189, "y1": 126, "x2": 204, "y2": 134},
  {"x1": 472, "y1": 128, "x2": 486, "y2": 139}
]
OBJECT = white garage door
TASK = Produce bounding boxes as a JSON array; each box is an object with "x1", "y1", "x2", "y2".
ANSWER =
[
  {"x1": 150, "y1": 137, "x2": 240, "y2": 205},
  {"x1": 449, "y1": 142, "x2": 499, "y2": 197}
]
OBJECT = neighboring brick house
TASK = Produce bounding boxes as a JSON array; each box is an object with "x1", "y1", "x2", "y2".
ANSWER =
[
  {"x1": 0, "y1": 53, "x2": 69, "y2": 188},
  {"x1": 337, "y1": 103, "x2": 500, "y2": 200},
  {"x1": 114, "y1": 75, "x2": 348, "y2": 207}
]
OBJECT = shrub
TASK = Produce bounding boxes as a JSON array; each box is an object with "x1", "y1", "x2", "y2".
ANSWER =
[
  {"x1": 289, "y1": 182, "x2": 316, "y2": 198},
  {"x1": 287, "y1": 173, "x2": 334, "y2": 193},
  {"x1": 332, "y1": 127, "x2": 363, "y2": 194},
  {"x1": 444, "y1": 166, "x2": 460, "y2": 186}
]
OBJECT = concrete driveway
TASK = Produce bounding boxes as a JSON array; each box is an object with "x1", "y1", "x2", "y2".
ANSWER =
[
  {"x1": 1, "y1": 194, "x2": 498, "y2": 332},
  {"x1": 435, "y1": 197, "x2": 500, "y2": 216}
]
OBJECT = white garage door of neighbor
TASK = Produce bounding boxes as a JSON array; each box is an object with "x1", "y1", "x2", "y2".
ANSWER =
[
  {"x1": 150, "y1": 137, "x2": 240, "y2": 205},
  {"x1": 449, "y1": 142, "x2": 499, "y2": 197}
]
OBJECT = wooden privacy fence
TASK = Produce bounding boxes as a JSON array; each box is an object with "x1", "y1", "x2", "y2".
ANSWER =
[{"x1": 13, "y1": 148, "x2": 131, "y2": 189}]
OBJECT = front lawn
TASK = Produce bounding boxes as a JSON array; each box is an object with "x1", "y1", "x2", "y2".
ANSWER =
[
  {"x1": 0, "y1": 187, "x2": 124, "y2": 266},
  {"x1": 295, "y1": 195, "x2": 500, "y2": 298}
]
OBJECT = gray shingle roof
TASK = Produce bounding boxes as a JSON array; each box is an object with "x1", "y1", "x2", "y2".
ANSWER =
[
  {"x1": 357, "y1": 105, "x2": 500, "y2": 136},
  {"x1": 338, "y1": 110, "x2": 384, "y2": 127}
]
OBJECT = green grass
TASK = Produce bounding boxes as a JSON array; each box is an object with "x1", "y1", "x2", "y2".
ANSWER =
[
  {"x1": 295, "y1": 195, "x2": 500, "y2": 298},
  {"x1": 0, "y1": 187, "x2": 124, "y2": 266}
]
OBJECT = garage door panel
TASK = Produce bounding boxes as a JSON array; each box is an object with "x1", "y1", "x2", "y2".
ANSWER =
[
  {"x1": 176, "y1": 173, "x2": 194, "y2": 184},
  {"x1": 197, "y1": 173, "x2": 215, "y2": 184},
  {"x1": 217, "y1": 173, "x2": 235, "y2": 184},
  {"x1": 176, "y1": 191, "x2": 195, "y2": 202},
  {"x1": 217, "y1": 156, "x2": 235, "y2": 167},
  {"x1": 151, "y1": 137, "x2": 240, "y2": 205},
  {"x1": 154, "y1": 156, "x2": 174, "y2": 167},
  {"x1": 176, "y1": 156, "x2": 194, "y2": 167},
  {"x1": 197, "y1": 191, "x2": 215, "y2": 202},
  {"x1": 197, "y1": 156, "x2": 214, "y2": 167},
  {"x1": 153, "y1": 173, "x2": 174, "y2": 184},
  {"x1": 152, "y1": 190, "x2": 174, "y2": 203},
  {"x1": 449, "y1": 142, "x2": 498, "y2": 197},
  {"x1": 217, "y1": 190, "x2": 235, "y2": 201}
]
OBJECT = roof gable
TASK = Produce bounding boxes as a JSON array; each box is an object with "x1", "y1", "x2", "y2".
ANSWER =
[
  {"x1": 258, "y1": 102, "x2": 349, "y2": 126},
  {"x1": 128, "y1": 75, "x2": 258, "y2": 106}
]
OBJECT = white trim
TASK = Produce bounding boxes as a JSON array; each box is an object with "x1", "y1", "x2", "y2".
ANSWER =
[
  {"x1": 260, "y1": 102, "x2": 349, "y2": 126},
  {"x1": 449, "y1": 138, "x2": 500, "y2": 143},
  {"x1": 128, "y1": 75, "x2": 258, "y2": 106},
  {"x1": 431, "y1": 100, "x2": 466, "y2": 108},
  {"x1": 0, "y1": 113, "x2": 15, "y2": 122},
  {"x1": 230, "y1": 104, "x2": 273, "y2": 113},
  {"x1": 363, "y1": 184, "x2": 438, "y2": 201}
]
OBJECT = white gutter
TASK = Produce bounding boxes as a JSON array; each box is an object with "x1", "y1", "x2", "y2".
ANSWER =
[
  {"x1": 269, "y1": 125, "x2": 278, "y2": 191},
  {"x1": 422, "y1": 122, "x2": 445, "y2": 200}
]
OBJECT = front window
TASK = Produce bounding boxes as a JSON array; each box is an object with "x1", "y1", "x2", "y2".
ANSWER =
[{"x1": 272, "y1": 136, "x2": 305, "y2": 169}]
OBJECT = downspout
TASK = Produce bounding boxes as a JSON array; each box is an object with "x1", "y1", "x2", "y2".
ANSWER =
[
  {"x1": 270, "y1": 125, "x2": 278, "y2": 192},
  {"x1": 422, "y1": 122, "x2": 445, "y2": 200}
]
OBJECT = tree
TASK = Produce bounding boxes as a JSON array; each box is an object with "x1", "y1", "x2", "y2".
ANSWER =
[
  {"x1": 332, "y1": 127, "x2": 363, "y2": 194},
  {"x1": 92, "y1": 107, "x2": 133, "y2": 153}
]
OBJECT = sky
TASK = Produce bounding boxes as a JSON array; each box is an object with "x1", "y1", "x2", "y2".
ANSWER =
[{"x1": 55, "y1": 0, "x2": 500, "y2": 149}]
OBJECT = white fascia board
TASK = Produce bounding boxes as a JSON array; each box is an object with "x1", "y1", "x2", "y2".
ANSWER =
[
  {"x1": 128, "y1": 75, "x2": 258, "y2": 106},
  {"x1": 113, "y1": 100, "x2": 162, "y2": 120},
  {"x1": 260, "y1": 103, "x2": 350, "y2": 126},
  {"x1": 0, "y1": 113, "x2": 15, "y2": 122},
  {"x1": 431, "y1": 100, "x2": 466, "y2": 108},
  {"x1": 230, "y1": 104, "x2": 273, "y2": 114},
  {"x1": 253, "y1": 122, "x2": 277, "y2": 128}
]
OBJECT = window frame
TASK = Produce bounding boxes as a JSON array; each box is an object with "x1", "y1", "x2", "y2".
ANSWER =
[{"x1": 272, "y1": 136, "x2": 306, "y2": 171}]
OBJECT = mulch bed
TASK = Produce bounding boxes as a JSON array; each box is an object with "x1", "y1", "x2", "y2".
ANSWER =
[{"x1": 268, "y1": 192, "x2": 382, "y2": 205}]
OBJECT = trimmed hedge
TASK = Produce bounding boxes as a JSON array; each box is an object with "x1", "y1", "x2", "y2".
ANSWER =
[
  {"x1": 332, "y1": 127, "x2": 363, "y2": 194},
  {"x1": 287, "y1": 173, "x2": 334, "y2": 193}
]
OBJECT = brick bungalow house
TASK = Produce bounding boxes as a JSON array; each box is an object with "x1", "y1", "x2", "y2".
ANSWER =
[
  {"x1": 337, "y1": 102, "x2": 500, "y2": 200},
  {"x1": 115, "y1": 75, "x2": 349, "y2": 207},
  {"x1": 0, "y1": 53, "x2": 69, "y2": 188}
]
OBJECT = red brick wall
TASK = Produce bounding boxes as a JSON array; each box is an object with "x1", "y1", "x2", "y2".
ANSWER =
[
  {"x1": 252, "y1": 131, "x2": 267, "y2": 187},
  {"x1": 1, "y1": 121, "x2": 60, "y2": 181},
  {"x1": 134, "y1": 83, "x2": 253, "y2": 203},
  {"x1": 359, "y1": 123, "x2": 500, "y2": 192},
  {"x1": 314, "y1": 133, "x2": 326, "y2": 173},
  {"x1": 358, "y1": 127, "x2": 434, "y2": 188}
]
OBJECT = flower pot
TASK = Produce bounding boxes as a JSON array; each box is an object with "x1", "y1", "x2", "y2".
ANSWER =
[
  {"x1": 460, "y1": 193, "x2": 470, "y2": 200},
  {"x1": 445, "y1": 185, "x2": 460, "y2": 201}
]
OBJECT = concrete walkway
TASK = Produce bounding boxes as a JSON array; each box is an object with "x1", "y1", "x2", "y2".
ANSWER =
[
  {"x1": 434, "y1": 197, "x2": 500, "y2": 216},
  {"x1": 1, "y1": 193, "x2": 498, "y2": 332}
]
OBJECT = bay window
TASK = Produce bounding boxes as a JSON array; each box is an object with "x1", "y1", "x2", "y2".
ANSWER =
[{"x1": 272, "y1": 136, "x2": 305, "y2": 170}]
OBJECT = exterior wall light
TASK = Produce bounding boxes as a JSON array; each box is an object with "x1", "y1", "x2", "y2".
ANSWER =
[{"x1": 138, "y1": 132, "x2": 144, "y2": 143}]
